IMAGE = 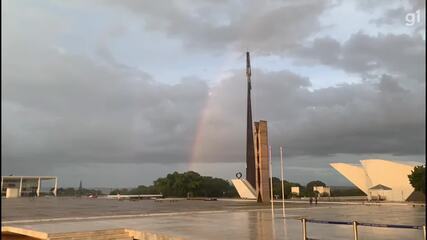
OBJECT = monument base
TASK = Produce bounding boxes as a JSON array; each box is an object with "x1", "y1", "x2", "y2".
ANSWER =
[{"x1": 231, "y1": 179, "x2": 257, "y2": 199}]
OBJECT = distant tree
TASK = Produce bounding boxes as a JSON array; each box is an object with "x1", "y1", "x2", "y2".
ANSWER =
[
  {"x1": 271, "y1": 177, "x2": 302, "y2": 199},
  {"x1": 408, "y1": 165, "x2": 425, "y2": 194},
  {"x1": 58, "y1": 187, "x2": 102, "y2": 196},
  {"x1": 306, "y1": 180, "x2": 326, "y2": 197},
  {"x1": 271, "y1": 177, "x2": 281, "y2": 197},
  {"x1": 81, "y1": 188, "x2": 102, "y2": 196},
  {"x1": 319, "y1": 192, "x2": 329, "y2": 197},
  {"x1": 78, "y1": 180, "x2": 83, "y2": 196},
  {"x1": 291, "y1": 192, "x2": 299, "y2": 198},
  {"x1": 129, "y1": 185, "x2": 156, "y2": 195},
  {"x1": 313, "y1": 190, "x2": 320, "y2": 197},
  {"x1": 151, "y1": 171, "x2": 238, "y2": 198},
  {"x1": 110, "y1": 188, "x2": 130, "y2": 195},
  {"x1": 57, "y1": 187, "x2": 76, "y2": 196},
  {"x1": 330, "y1": 188, "x2": 366, "y2": 197}
]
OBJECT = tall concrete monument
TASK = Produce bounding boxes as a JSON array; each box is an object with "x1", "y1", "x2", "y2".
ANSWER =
[
  {"x1": 254, "y1": 120, "x2": 270, "y2": 203},
  {"x1": 246, "y1": 52, "x2": 256, "y2": 189},
  {"x1": 233, "y1": 51, "x2": 270, "y2": 203}
]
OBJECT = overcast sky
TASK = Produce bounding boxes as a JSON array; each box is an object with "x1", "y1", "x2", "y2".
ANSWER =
[{"x1": 2, "y1": 0, "x2": 425, "y2": 188}]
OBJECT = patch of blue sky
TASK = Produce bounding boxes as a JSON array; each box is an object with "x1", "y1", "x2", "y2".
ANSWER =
[
  {"x1": 109, "y1": 25, "x2": 239, "y2": 86},
  {"x1": 252, "y1": 55, "x2": 361, "y2": 90},
  {"x1": 51, "y1": 2, "x2": 122, "y2": 58},
  {"x1": 315, "y1": 0, "x2": 413, "y2": 42}
]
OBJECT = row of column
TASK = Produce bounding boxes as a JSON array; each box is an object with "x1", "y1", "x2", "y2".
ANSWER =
[{"x1": 1, "y1": 177, "x2": 57, "y2": 197}]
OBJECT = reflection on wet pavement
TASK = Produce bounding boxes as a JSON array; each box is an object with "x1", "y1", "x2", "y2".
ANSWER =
[{"x1": 2, "y1": 198, "x2": 425, "y2": 239}]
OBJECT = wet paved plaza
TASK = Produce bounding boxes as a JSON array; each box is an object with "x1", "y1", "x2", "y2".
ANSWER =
[
  {"x1": 2, "y1": 197, "x2": 309, "y2": 221},
  {"x1": 2, "y1": 197, "x2": 426, "y2": 239}
]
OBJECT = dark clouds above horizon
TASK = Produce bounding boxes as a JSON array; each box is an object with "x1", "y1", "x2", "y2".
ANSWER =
[{"x1": 1, "y1": 0, "x2": 425, "y2": 187}]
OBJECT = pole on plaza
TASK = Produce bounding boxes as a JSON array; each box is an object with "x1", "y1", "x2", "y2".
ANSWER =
[
  {"x1": 269, "y1": 145, "x2": 274, "y2": 214},
  {"x1": 352, "y1": 221, "x2": 359, "y2": 240},
  {"x1": 280, "y1": 146, "x2": 286, "y2": 218},
  {"x1": 301, "y1": 218, "x2": 307, "y2": 240},
  {"x1": 423, "y1": 225, "x2": 426, "y2": 240}
]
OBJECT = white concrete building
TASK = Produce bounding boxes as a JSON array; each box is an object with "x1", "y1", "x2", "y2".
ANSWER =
[
  {"x1": 1, "y1": 176, "x2": 58, "y2": 197},
  {"x1": 313, "y1": 186, "x2": 331, "y2": 196},
  {"x1": 291, "y1": 186, "x2": 300, "y2": 196},
  {"x1": 330, "y1": 159, "x2": 422, "y2": 201}
]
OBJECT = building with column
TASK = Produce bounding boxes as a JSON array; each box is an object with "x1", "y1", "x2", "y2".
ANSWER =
[
  {"x1": 313, "y1": 186, "x2": 331, "y2": 197},
  {"x1": 331, "y1": 159, "x2": 422, "y2": 201},
  {"x1": 1, "y1": 176, "x2": 58, "y2": 198},
  {"x1": 291, "y1": 186, "x2": 300, "y2": 196}
]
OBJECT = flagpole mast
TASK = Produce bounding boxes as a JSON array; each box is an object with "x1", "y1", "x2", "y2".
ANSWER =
[
  {"x1": 280, "y1": 146, "x2": 286, "y2": 218},
  {"x1": 269, "y1": 145, "x2": 274, "y2": 214}
]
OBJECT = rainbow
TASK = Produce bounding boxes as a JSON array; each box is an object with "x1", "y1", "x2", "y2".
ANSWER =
[{"x1": 188, "y1": 52, "x2": 242, "y2": 172}]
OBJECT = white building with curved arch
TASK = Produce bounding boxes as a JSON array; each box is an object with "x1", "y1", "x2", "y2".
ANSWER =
[{"x1": 330, "y1": 159, "x2": 423, "y2": 201}]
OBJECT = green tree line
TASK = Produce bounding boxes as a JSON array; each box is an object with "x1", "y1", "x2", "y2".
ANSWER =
[
  {"x1": 59, "y1": 165, "x2": 424, "y2": 199},
  {"x1": 408, "y1": 165, "x2": 425, "y2": 194},
  {"x1": 111, "y1": 171, "x2": 238, "y2": 198},
  {"x1": 57, "y1": 187, "x2": 102, "y2": 196},
  {"x1": 108, "y1": 171, "x2": 365, "y2": 198}
]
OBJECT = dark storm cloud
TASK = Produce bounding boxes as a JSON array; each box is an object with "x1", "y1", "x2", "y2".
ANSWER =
[
  {"x1": 293, "y1": 32, "x2": 425, "y2": 83},
  {"x1": 3, "y1": 44, "x2": 209, "y2": 169},
  {"x1": 4, "y1": 45, "x2": 424, "y2": 170},
  {"x1": 2, "y1": 0, "x2": 425, "y2": 184},
  {"x1": 193, "y1": 69, "x2": 425, "y2": 162},
  {"x1": 102, "y1": 0, "x2": 331, "y2": 53},
  {"x1": 2, "y1": 0, "x2": 210, "y2": 172}
]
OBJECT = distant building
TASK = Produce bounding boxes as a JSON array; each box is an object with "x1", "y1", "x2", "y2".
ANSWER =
[
  {"x1": 368, "y1": 184, "x2": 392, "y2": 201},
  {"x1": 291, "y1": 186, "x2": 300, "y2": 196},
  {"x1": 313, "y1": 186, "x2": 330, "y2": 196},
  {"x1": 1, "y1": 176, "x2": 58, "y2": 198},
  {"x1": 330, "y1": 159, "x2": 422, "y2": 201}
]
